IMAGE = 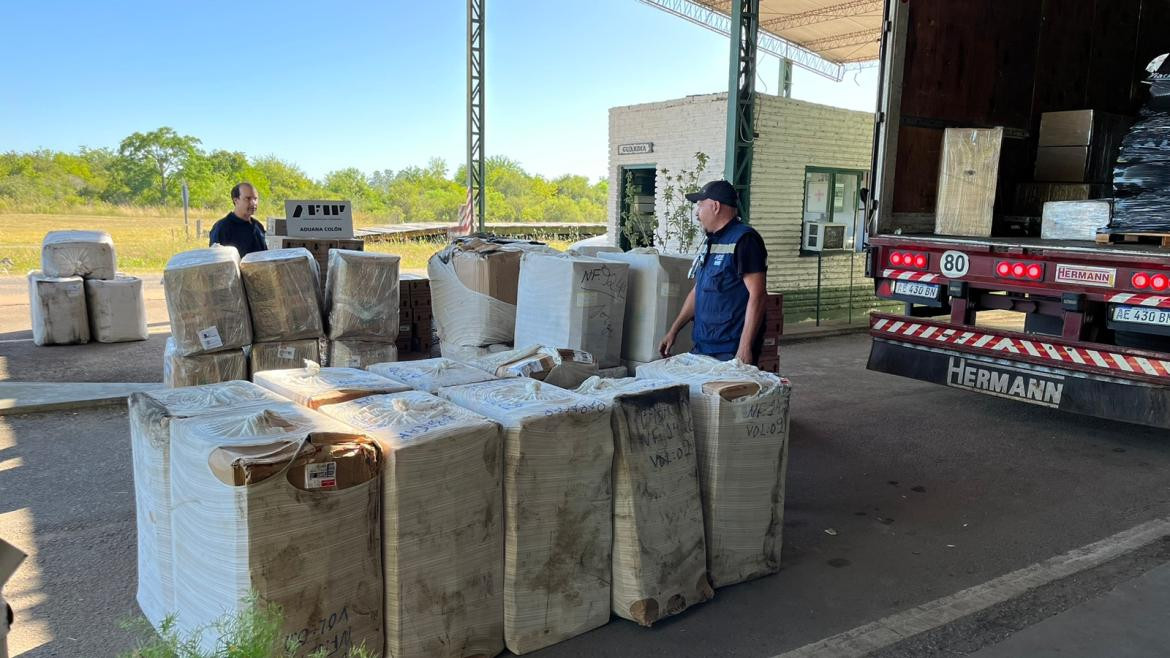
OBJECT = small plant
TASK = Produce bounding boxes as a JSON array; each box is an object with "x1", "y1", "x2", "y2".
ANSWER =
[
  {"x1": 658, "y1": 151, "x2": 708, "y2": 254},
  {"x1": 619, "y1": 170, "x2": 655, "y2": 250}
]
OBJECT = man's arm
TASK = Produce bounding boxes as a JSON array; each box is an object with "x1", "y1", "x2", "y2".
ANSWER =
[
  {"x1": 659, "y1": 287, "x2": 696, "y2": 358},
  {"x1": 208, "y1": 221, "x2": 220, "y2": 248},
  {"x1": 736, "y1": 272, "x2": 767, "y2": 363}
]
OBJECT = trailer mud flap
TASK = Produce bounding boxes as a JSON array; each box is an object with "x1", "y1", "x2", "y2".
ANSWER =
[{"x1": 868, "y1": 338, "x2": 1170, "y2": 429}]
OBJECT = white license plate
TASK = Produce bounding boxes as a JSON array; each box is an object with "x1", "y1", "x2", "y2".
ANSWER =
[
  {"x1": 1112, "y1": 305, "x2": 1170, "y2": 327},
  {"x1": 894, "y1": 280, "x2": 940, "y2": 299}
]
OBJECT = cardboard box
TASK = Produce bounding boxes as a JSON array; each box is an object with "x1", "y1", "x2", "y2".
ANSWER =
[
  {"x1": 1038, "y1": 110, "x2": 1130, "y2": 147},
  {"x1": 1034, "y1": 142, "x2": 1124, "y2": 184},
  {"x1": 1014, "y1": 182, "x2": 1110, "y2": 216},
  {"x1": 935, "y1": 127, "x2": 1003, "y2": 237},
  {"x1": 452, "y1": 247, "x2": 524, "y2": 305}
]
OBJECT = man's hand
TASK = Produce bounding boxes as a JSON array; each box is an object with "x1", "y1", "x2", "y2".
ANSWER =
[
  {"x1": 734, "y1": 345, "x2": 753, "y2": 364},
  {"x1": 659, "y1": 330, "x2": 677, "y2": 359}
]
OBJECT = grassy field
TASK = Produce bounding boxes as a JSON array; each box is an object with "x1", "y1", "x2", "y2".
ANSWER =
[{"x1": 0, "y1": 212, "x2": 573, "y2": 274}]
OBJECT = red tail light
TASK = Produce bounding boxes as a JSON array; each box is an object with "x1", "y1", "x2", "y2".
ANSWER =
[
  {"x1": 1153, "y1": 275, "x2": 1169, "y2": 291},
  {"x1": 1133, "y1": 273, "x2": 1150, "y2": 288},
  {"x1": 889, "y1": 251, "x2": 929, "y2": 270},
  {"x1": 914, "y1": 254, "x2": 928, "y2": 268},
  {"x1": 1132, "y1": 272, "x2": 1170, "y2": 291},
  {"x1": 995, "y1": 260, "x2": 1044, "y2": 281},
  {"x1": 890, "y1": 252, "x2": 903, "y2": 266},
  {"x1": 997, "y1": 262, "x2": 1011, "y2": 276}
]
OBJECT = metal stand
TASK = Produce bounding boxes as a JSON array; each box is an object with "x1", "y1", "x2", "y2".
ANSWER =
[
  {"x1": 725, "y1": 0, "x2": 759, "y2": 222},
  {"x1": 467, "y1": 0, "x2": 486, "y2": 230}
]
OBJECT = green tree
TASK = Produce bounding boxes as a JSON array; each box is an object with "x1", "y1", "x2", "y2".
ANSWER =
[{"x1": 118, "y1": 127, "x2": 201, "y2": 204}]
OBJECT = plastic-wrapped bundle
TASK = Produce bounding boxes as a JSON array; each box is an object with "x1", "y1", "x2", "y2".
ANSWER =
[
  {"x1": 1109, "y1": 196, "x2": 1170, "y2": 232},
  {"x1": 240, "y1": 248, "x2": 324, "y2": 342},
  {"x1": 249, "y1": 339, "x2": 321, "y2": 374},
  {"x1": 41, "y1": 230, "x2": 116, "y2": 279},
  {"x1": 598, "y1": 365, "x2": 628, "y2": 378},
  {"x1": 467, "y1": 344, "x2": 599, "y2": 390},
  {"x1": 514, "y1": 252, "x2": 629, "y2": 368},
  {"x1": 127, "y1": 382, "x2": 288, "y2": 630},
  {"x1": 368, "y1": 357, "x2": 496, "y2": 394},
  {"x1": 163, "y1": 337, "x2": 247, "y2": 387},
  {"x1": 934, "y1": 128, "x2": 1003, "y2": 237},
  {"x1": 252, "y1": 361, "x2": 410, "y2": 409},
  {"x1": 169, "y1": 406, "x2": 383, "y2": 656},
  {"x1": 28, "y1": 271, "x2": 89, "y2": 346},
  {"x1": 318, "y1": 392, "x2": 504, "y2": 658},
  {"x1": 636, "y1": 353, "x2": 792, "y2": 588},
  {"x1": 576, "y1": 377, "x2": 712, "y2": 626},
  {"x1": 163, "y1": 247, "x2": 252, "y2": 356},
  {"x1": 84, "y1": 275, "x2": 148, "y2": 343},
  {"x1": 1116, "y1": 111, "x2": 1170, "y2": 163},
  {"x1": 1041, "y1": 201, "x2": 1111, "y2": 241},
  {"x1": 600, "y1": 250, "x2": 695, "y2": 363},
  {"x1": 1112, "y1": 161, "x2": 1170, "y2": 197},
  {"x1": 438, "y1": 378, "x2": 612, "y2": 654},
  {"x1": 325, "y1": 250, "x2": 399, "y2": 341},
  {"x1": 328, "y1": 339, "x2": 397, "y2": 369}
]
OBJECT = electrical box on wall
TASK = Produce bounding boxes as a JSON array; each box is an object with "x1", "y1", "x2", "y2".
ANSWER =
[{"x1": 802, "y1": 222, "x2": 847, "y2": 251}]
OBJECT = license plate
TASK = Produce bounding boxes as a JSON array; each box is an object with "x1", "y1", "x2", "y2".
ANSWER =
[
  {"x1": 1112, "y1": 305, "x2": 1170, "y2": 327},
  {"x1": 894, "y1": 280, "x2": 940, "y2": 299}
]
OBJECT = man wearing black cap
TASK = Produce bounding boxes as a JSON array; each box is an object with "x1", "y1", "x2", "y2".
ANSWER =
[{"x1": 659, "y1": 179, "x2": 768, "y2": 364}]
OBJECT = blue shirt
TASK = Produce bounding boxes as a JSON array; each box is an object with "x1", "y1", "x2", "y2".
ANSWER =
[
  {"x1": 692, "y1": 218, "x2": 768, "y2": 357},
  {"x1": 209, "y1": 212, "x2": 267, "y2": 258}
]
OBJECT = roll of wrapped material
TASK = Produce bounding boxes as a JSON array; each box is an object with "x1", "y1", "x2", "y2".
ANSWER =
[
  {"x1": 576, "y1": 376, "x2": 712, "y2": 626},
  {"x1": 438, "y1": 378, "x2": 612, "y2": 654},
  {"x1": 368, "y1": 357, "x2": 496, "y2": 394},
  {"x1": 325, "y1": 249, "x2": 400, "y2": 341},
  {"x1": 328, "y1": 339, "x2": 398, "y2": 369},
  {"x1": 127, "y1": 382, "x2": 288, "y2": 631},
  {"x1": 163, "y1": 247, "x2": 252, "y2": 356},
  {"x1": 41, "y1": 229, "x2": 116, "y2": 279},
  {"x1": 163, "y1": 337, "x2": 247, "y2": 388},
  {"x1": 600, "y1": 250, "x2": 695, "y2": 363},
  {"x1": 252, "y1": 361, "x2": 410, "y2": 409},
  {"x1": 28, "y1": 271, "x2": 89, "y2": 346},
  {"x1": 240, "y1": 248, "x2": 324, "y2": 342},
  {"x1": 318, "y1": 392, "x2": 504, "y2": 658},
  {"x1": 249, "y1": 339, "x2": 321, "y2": 375},
  {"x1": 636, "y1": 353, "x2": 792, "y2": 588},
  {"x1": 85, "y1": 274, "x2": 148, "y2": 343}
]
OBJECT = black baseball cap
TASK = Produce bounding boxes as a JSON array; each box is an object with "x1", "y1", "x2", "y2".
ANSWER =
[{"x1": 685, "y1": 179, "x2": 739, "y2": 208}]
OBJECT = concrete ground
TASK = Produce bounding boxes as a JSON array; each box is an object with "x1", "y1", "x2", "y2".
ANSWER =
[{"x1": 4, "y1": 331, "x2": 1170, "y2": 657}]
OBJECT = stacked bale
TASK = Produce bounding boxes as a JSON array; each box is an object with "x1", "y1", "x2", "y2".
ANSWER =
[
  {"x1": 162, "y1": 247, "x2": 252, "y2": 386},
  {"x1": 599, "y1": 250, "x2": 695, "y2": 363},
  {"x1": 367, "y1": 357, "x2": 497, "y2": 394},
  {"x1": 252, "y1": 361, "x2": 409, "y2": 409},
  {"x1": 28, "y1": 272, "x2": 88, "y2": 346},
  {"x1": 239, "y1": 248, "x2": 324, "y2": 373},
  {"x1": 326, "y1": 250, "x2": 401, "y2": 367},
  {"x1": 85, "y1": 275, "x2": 149, "y2": 343}
]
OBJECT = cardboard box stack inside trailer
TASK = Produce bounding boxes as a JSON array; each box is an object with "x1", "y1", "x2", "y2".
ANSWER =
[
  {"x1": 368, "y1": 357, "x2": 497, "y2": 394},
  {"x1": 1035, "y1": 110, "x2": 1130, "y2": 185},
  {"x1": 239, "y1": 248, "x2": 326, "y2": 374},
  {"x1": 325, "y1": 250, "x2": 401, "y2": 367},
  {"x1": 397, "y1": 273, "x2": 435, "y2": 359},
  {"x1": 252, "y1": 360, "x2": 410, "y2": 409},
  {"x1": 598, "y1": 249, "x2": 695, "y2": 363}
]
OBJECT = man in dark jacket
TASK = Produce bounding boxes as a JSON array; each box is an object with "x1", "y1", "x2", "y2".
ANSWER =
[{"x1": 208, "y1": 182, "x2": 267, "y2": 257}]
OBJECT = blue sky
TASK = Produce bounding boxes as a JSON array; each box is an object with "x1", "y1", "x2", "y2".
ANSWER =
[{"x1": 0, "y1": 0, "x2": 877, "y2": 181}]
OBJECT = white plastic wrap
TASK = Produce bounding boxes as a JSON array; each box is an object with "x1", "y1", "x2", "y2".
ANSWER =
[
  {"x1": 636, "y1": 353, "x2": 792, "y2": 588},
  {"x1": 249, "y1": 339, "x2": 321, "y2": 375},
  {"x1": 128, "y1": 382, "x2": 288, "y2": 629},
  {"x1": 514, "y1": 252, "x2": 629, "y2": 368},
  {"x1": 163, "y1": 337, "x2": 247, "y2": 388},
  {"x1": 467, "y1": 344, "x2": 599, "y2": 390},
  {"x1": 328, "y1": 339, "x2": 398, "y2": 369},
  {"x1": 252, "y1": 361, "x2": 410, "y2": 409},
  {"x1": 27, "y1": 271, "x2": 89, "y2": 346},
  {"x1": 318, "y1": 392, "x2": 504, "y2": 658},
  {"x1": 597, "y1": 365, "x2": 628, "y2": 378},
  {"x1": 367, "y1": 358, "x2": 496, "y2": 394},
  {"x1": 576, "y1": 377, "x2": 712, "y2": 625},
  {"x1": 325, "y1": 250, "x2": 399, "y2": 341},
  {"x1": 41, "y1": 229, "x2": 116, "y2": 279},
  {"x1": 163, "y1": 247, "x2": 252, "y2": 356},
  {"x1": 600, "y1": 250, "x2": 695, "y2": 362},
  {"x1": 437, "y1": 378, "x2": 612, "y2": 654},
  {"x1": 169, "y1": 406, "x2": 383, "y2": 656},
  {"x1": 240, "y1": 248, "x2": 324, "y2": 341},
  {"x1": 84, "y1": 274, "x2": 148, "y2": 343}
]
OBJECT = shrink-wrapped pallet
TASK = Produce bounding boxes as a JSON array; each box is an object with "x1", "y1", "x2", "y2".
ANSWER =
[
  {"x1": 240, "y1": 248, "x2": 324, "y2": 341},
  {"x1": 170, "y1": 406, "x2": 383, "y2": 656},
  {"x1": 438, "y1": 378, "x2": 612, "y2": 654},
  {"x1": 163, "y1": 337, "x2": 247, "y2": 388},
  {"x1": 28, "y1": 271, "x2": 89, "y2": 346},
  {"x1": 249, "y1": 339, "x2": 321, "y2": 375},
  {"x1": 41, "y1": 229, "x2": 116, "y2": 279},
  {"x1": 636, "y1": 353, "x2": 792, "y2": 588},
  {"x1": 514, "y1": 252, "x2": 629, "y2": 368},
  {"x1": 318, "y1": 392, "x2": 504, "y2": 658},
  {"x1": 467, "y1": 344, "x2": 598, "y2": 390},
  {"x1": 600, "y1": 250, "x2": 695, "y2": 363},
  {"x1": 84, "y1": 275, "x2": 148, "y2": 343},
  {"x1": 368, "y1": 357, "x2": 496, "y2": 394},
  {"x1": 127, "y1": 382, "x2": 288, "y2": 629},
  {"x1": 576, "y1": 377, "x2": 712, "y2": 626},
  {"x1": 325, "y1": 249, "x2": 399, "y2": 341},
  {"x1": 163, "y1": 247, "x2": 252, "y2": 356},
  {"x1": 252, "y1": 361, "x2": 409, "y2": 409},
  {"x1": 328, "y1": 339, "x2": 397, "y2": 369}
]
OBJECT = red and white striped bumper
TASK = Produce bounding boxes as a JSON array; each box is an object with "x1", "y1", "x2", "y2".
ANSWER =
[{"x1": 1107, "y1": 293, "x2": 1170, "y2": 309}]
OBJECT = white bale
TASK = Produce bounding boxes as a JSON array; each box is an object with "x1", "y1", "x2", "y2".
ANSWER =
[
  {"x1": 84, "y1": 274, "x2": 148, "y2": 343},
  {"x1": 367, "y1": 357, "x2": 496, "y2": 394},
  {"x1": 41, "y1": 229, "x2": 116, "y2": 279},
  {"x1": 514, "y1": 252, "x2": 629, "y2": 368},
  {"x1": 438, "y1": 378, "x2": 612, "y2": 654},
  {"x1": 325, "y1": 249, "x2": 399, "y2": 341},
  {"x1": 636, "y1": 353, "x2": 792, "y2": 588},
  {"x1": 252, "y1": 361, "x2": 409, "y2": 409},
  {"x1": 28, "y1": 271, "x2": 89, "y2": 346},
  {"x1": 576, "y1": 376, "x2": 712, "y2": 625},
  {"x1": 600, "y1": 250, "x2": 695, "y2": 362},
  {"x1": 169, "y1": 406, "x2": 384, "y2": 655},
  {"x1": 163, "y1": 247, "x2": 252, "y2": 356},
  {"x1": 318, "y1": 392, "x2": 504, "y2": 658},
  {"x1": 127, "y1": 382, "x2": 288, "y2": 630},
  {"x1": 328, "y1": 339, "x2": 397, "y2": 369},
  {"x1": 163, "y1": 337, "x2": 247, "y2": 388},
  {"x1": 249, "y1": 339, "x2": 321, "y2": 375},
  {"x1": 240, "y1": 248, "x2": 324, "y2": 341}
]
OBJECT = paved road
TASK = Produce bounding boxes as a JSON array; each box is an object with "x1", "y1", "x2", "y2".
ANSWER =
[{"x1": 3, "y1": 333, "x2": 1169, "y2": 657}]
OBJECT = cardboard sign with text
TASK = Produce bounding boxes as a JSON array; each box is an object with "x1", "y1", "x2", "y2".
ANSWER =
[{"x1": 284, "y1": 200, "x2": 354, "y2": 238}]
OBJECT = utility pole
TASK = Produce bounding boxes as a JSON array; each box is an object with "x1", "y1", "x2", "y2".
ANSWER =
[
  {"x1": 725, "y1": 0, "x2": 760, "y2": 222},
  {"x1": 467, "y1": 0, "x2": 486, "y2": 231}
]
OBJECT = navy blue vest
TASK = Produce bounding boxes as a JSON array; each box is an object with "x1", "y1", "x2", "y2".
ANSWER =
[{"x1": 692, "y1": 219, "x2": 754, "y2": 355}]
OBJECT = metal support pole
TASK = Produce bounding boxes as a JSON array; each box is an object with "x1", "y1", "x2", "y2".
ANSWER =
[
  {"x1": 467, "y1": 0, "x2": 486, "y2": 230},
  {"x1": 816, "y1": 251, "x2": 823, "y2": 326},
  {"x1": 725, "y1": 0, "x2": 759, "y2": 223},
  {"x1": 780, "y1": 57, "x2": 793, "y2": 98}
]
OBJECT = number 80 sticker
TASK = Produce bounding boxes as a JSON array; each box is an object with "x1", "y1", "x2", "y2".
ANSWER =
[{"x1": 940, "y1": 250, "x2": 969, "y2": 279}]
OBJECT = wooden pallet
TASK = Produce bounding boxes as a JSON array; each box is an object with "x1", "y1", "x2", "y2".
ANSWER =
[{"x1": 1095, "y1": 231, "x2": 1170, "y2": 248}]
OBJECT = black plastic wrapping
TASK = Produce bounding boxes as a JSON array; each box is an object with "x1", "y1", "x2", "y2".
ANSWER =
[{"x1": 1109, "y1": 57, "x2": 1170, "y2": 233}]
